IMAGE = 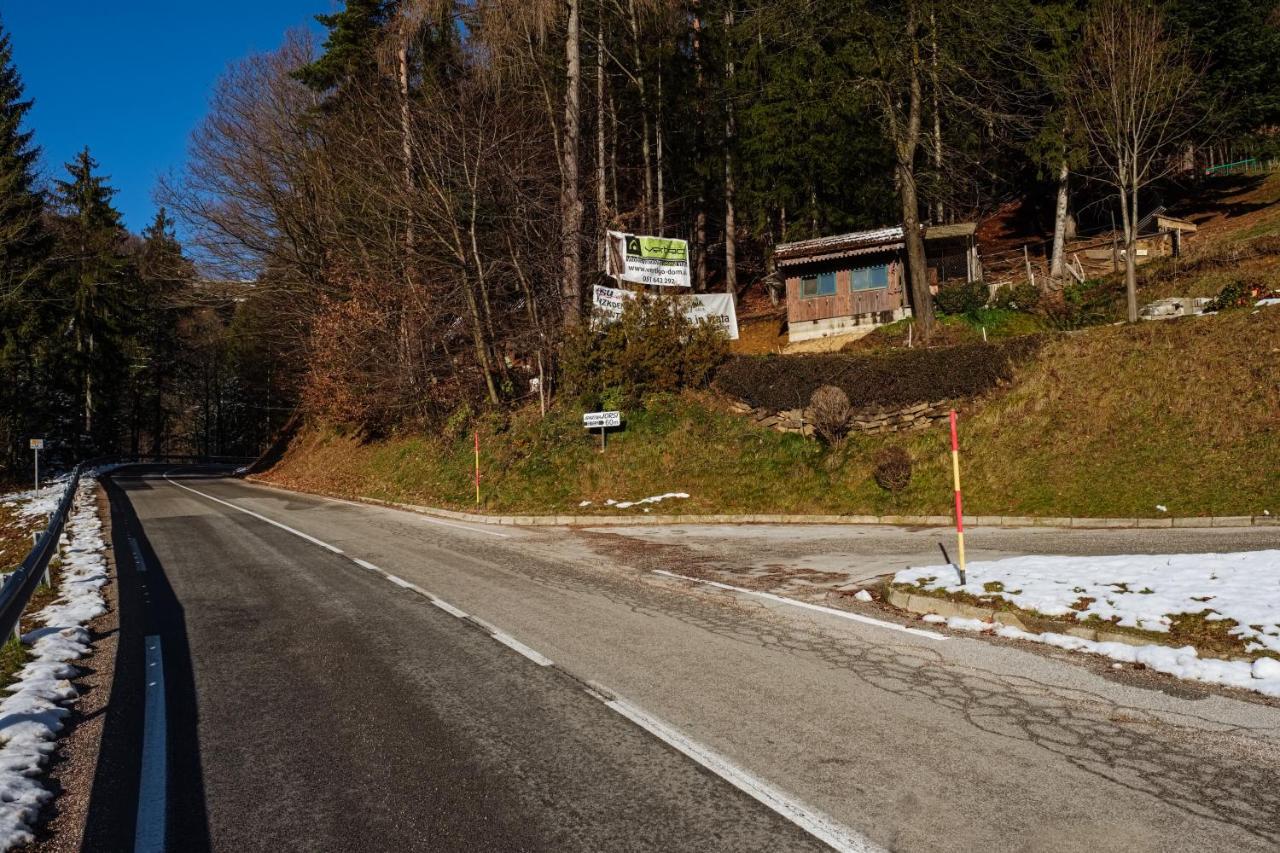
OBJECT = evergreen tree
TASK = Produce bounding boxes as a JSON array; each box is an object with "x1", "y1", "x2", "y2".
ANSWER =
[
  {"x1": 293, "y1": 0, "x2": 399, "y2": 93},
  {"x1": 0, "y1": 18, "x2": 52, "y2": 470},
  {"x1": 49, "y1": 147, "x2": 135, "y2": 453},
  {"x1": 128, "y1": 207, "x2": 193, "y2": 454}
]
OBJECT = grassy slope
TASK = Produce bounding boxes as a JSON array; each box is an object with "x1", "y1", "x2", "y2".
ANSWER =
[
  {"x1": 263, "y1": 174, "x2": 1280, "y2": 519},
  {"x1": 262, "y1": 305, "x2": 1280, "y2": 519}
]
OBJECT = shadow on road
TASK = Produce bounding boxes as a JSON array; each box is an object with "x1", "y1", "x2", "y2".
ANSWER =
[{"x1": 81, "y1": 472, "x2": 211, "y2": 852}]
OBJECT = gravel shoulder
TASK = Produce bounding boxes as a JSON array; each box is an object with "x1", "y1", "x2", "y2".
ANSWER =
[{"x1": 27, "y1": 484, "x2": 119, "y2": 853}]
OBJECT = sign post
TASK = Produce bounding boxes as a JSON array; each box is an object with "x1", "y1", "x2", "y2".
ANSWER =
[
  {"x1": 29, "y1": 438, "x2": 43, "y2": 491},
  {"x1": 582, "y1": 411, "x2": 622, "y2": 453},
  {"x1": 949, "y1": 411, "x2": 967, "y2": 584}
]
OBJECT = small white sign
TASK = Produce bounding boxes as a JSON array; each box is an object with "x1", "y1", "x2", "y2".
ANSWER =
[
  {"x1": 29, "y1": 438, "x2": 44, "y2": 450},
  {"x1": 583, "y1": 411, "x2": 622, "y2": 429}
]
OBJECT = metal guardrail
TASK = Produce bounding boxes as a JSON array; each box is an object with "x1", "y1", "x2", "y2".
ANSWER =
[
  {"x1": 0, "y1": 461, "x2": 89, "y2": 644},
  {"x1": 1, "y1": 455, "x2": 256, "y2": 644}
]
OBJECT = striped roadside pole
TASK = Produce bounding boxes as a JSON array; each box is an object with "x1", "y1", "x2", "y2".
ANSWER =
[
  {"x1": 474, "y1": 430, "x2": 482, "y2": 505},
  {"x1": 949, "y1": 410, "x2": 967, "y2": 583}
]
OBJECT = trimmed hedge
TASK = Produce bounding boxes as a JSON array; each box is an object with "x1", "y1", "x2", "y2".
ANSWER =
[{"x1": 714, "y1": 337, "x2": 1043, "y2": 412}]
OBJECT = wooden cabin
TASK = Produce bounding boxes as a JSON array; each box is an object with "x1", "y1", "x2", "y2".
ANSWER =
[{"x1": 776, "y1": 224, "x2": 980, "y2": 343}]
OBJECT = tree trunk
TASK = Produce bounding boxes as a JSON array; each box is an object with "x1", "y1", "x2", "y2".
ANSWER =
[
  {"x1": 656, "y1": 55, "x2": 666, "y2": 232},
  {"x1": 1118, "y1": 185, "x2": 1138, "y2": 322},
  {"x1": 560, "y1": 0, "x2": 583, "y2": 328},
  {"x1": 397, "y1": 32, "x2": 415, "y2": 258},
  {"x1": 899, "y1": 164, "x2": 934, "y2": 335},
  {"x1": 1049, "y1": 157, "x2": 1069, "y2": 282},
  {"x1": 627, "y1": 0, "x2": 653, "y2": 230},
  {"x1": 596, "y1": 11, "x2": 608, "y2": 271},
  {"x1": 722, "y1": 6, "x2": 736, "y2": 298},
  {"x1": 929, "y1": 8, "x2": 943, "y2": 223}
]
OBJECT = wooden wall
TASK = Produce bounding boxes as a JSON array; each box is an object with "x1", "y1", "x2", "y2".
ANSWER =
[{"x1": 784, "y1": 256, "x2": 905, "y2": 324}]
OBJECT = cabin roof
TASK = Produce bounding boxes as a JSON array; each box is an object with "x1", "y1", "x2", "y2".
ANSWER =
[{"x1": 774, "y1": 226, "x2": 905, "y2": 268}]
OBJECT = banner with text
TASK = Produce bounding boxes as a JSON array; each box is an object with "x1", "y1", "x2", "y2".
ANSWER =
[
  {"x1": 606, "y1": 231, "x2": 691, "y2": 287},
  {"x1": 591, "y1": 286, "x2": 739, "y2": 340}
]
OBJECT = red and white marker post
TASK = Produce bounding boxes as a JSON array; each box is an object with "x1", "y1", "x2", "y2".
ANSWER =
[
  {"x1": 474, "y1": 429, "x2": 482, "y2": 505},
  {"x1": 949, "y1": 410, "x2": 967, "y2": 583}
]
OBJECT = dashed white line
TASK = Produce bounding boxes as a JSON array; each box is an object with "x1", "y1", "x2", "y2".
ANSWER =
[
  {"x1": 490, "y1": 631, "x2": 554, "y2": 666},
  {"x1": 652, "y1": 569, "x2": 945, "y2": 641},
  {"x1": 386, "y1": 574, "x2": 413, "y2": 589},
  {"x1": 351, "y1": 557, "x2": 381, "y2": 572},
  {"x1": 163, "y1": 474, "x2": 344, "y2": 554},
  {"x1": 134, "y1": 635, "x2": 167, "y2": 853},
  {"x1": 603, "y1": 696, "x2": 881, "y2": 853},
  {"x1": 429, "y1": 597, "x2": 469, "y2": 618},
  {"x1": 129, "y1": 537, "x2": 147, "y2": 573}
]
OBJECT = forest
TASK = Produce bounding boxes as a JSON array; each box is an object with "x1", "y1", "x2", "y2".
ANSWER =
[{"x1": 1, "y1": 0, "x2": 1278, "y2": 475}]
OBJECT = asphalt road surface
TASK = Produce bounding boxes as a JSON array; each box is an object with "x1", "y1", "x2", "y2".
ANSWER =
[{"x1": 85, "y1": 466, "x2": 1280, "y2": 852}]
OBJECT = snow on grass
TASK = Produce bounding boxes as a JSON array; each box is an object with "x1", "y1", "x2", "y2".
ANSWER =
[
  {"x1": 896, "y1": 550, "x2": 1280, "y2": 698},
  {"x1": 896, "y1": 550, "x2": 1280, "y2": 654},
  {"x1": 0, "y1": 476, "x2": 108, "y2": 849},
  {"x1": 1, "y1": 477, "x2": 69, "y2": 527},
  {"x1": 606, "y1": 492, "x2": 690, "y2": 510},
  {"x1": 927, "y1": 615, "x2": 1280, "y2": 698}
]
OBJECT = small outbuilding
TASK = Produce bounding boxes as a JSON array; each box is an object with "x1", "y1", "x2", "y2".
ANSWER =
[{"x1": 775, "y1": 223, "x2": 981, "y2": 344}]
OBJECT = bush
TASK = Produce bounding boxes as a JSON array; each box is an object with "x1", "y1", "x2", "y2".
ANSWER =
[
  {"x1": 714, "y1": 337, "x2": 1043, "y2": 412},
  {"x1": 809, "y1": 385, "x2": 852, "y2": 446},
  {"x1": 873, "y1": 446, "x2": 912, "y2": 492},
  {"x1": 560, "y1": 292, "x2": 729, "y2": 406},
  {"x1": 989, "y1": 281, "x2": 1041, "y2": 312},
  {"x1": 1205, "y1": 276, "x2": 1278, "y2": 312},
  {"x1": 934, "y1": 279, "x2": 989, "y2": 316}
]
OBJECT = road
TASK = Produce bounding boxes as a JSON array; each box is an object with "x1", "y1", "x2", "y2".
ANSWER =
[{"x1": 84, "y1": 466, "x2": 1280, "y2": 852}]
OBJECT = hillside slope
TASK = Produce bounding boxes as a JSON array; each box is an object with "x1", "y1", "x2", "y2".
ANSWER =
[{"x1": 260, "y1": 306, "x2": 1280, "y2": 519}]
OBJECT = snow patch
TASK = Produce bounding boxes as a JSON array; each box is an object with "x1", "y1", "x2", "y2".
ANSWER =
[
  {"x1": 610, "y1": 492, "x2": 690, "y2": 510},
  {"x1": 931, "y1": 615, "x2": 1280, "y2": 698},
  {"x1": 0, "y1": 476, "x2": 108, "y2": 849},
  {"x1": 896, "y1": 550, "x2": 1280, "y2": 654},
  {"x1": 853, "y1": 589, "x2": 873, "y2": 603}
]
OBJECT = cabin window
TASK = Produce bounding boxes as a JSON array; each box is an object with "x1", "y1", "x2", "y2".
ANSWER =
[
  {"x1": 851, "y1": 263, "x2": 890, "y2": 291},
  {"x1": 801, "y1": 272, "x2": 837, "y2": 298}
]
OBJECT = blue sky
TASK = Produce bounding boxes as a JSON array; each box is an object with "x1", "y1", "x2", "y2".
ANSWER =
[{"x1": 2, "y1": 1, "x2": 328, "y2": 232}]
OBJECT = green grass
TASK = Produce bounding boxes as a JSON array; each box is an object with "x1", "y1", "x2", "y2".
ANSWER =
[
  {"x1": 264, "y1": 303, "x2": 1280, "y2": 520},
  {"x1": 0, "y1": 638, "x2": 28, "y2": 685}
]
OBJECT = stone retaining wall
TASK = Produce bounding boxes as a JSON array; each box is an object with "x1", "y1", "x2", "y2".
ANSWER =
[{"x1": 727, "y1": 398, "x2": 951, "y2": 436}]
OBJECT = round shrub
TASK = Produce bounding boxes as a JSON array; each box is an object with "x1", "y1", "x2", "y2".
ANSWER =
[
  {"x1": 809, "y1": 385, "x2": 852, "y2": 446},
  {"x1": 934, "y1": 280, "x2": 989, "y2": 316},
  {"x1": 873, "y1": 446, "x2": 912, "y2": 492}
]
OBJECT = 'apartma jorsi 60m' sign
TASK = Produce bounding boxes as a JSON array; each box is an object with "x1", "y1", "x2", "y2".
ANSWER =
[{"x1": 606, "y1": 230, "x2": 691, "y2": 287}]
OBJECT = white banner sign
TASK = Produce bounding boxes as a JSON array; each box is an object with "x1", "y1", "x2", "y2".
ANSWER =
[
  {"x1": 591, "y1": 286, "x2": 740, "y2": 340},
  {"x1": 583, "y1": 411, "x2": 622, "y2": 429},
  {"x1": 606, "y1": 231, "x2": 691, "y2": 287}
]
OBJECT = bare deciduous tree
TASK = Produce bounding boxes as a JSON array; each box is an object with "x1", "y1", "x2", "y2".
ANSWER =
[{"x1": 1070, "y1": 0, "x2": 1202, "y2": 322}]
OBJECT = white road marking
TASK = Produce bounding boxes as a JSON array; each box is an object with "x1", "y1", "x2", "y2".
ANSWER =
[
  {"x1": 604, "y1": 696, "x2": 882, "y2": 853},
  {"x1": 652, "y1": 569, "x2": 945, "y2": 641},
  {"x1": 134, "y1": 635, "x2": 167, "y2": 853},
  {"x1": 429, "y1": 597, "x2": 469, "y2": 618},
  {"x1": 351, "y1": 558, "x2": 381, "y2": 572},
  {"x1": 164, "y1": 474, "x2": 344, "y2": 554},
  {"x1": 490, "y1": 630, "x2": 554, "y2": 666},
  {"x1": 129, "y1": 537, "x2": 146, "y2": 573},
  {"x1": 386, "y1": 574, "x2": 413, "y2": 588}
]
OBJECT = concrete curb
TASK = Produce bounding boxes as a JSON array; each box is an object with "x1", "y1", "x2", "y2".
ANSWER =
[
  {"x1": 883, "y1": 586, "x2": 1157, "y2": 648},
  {"x1": 242, "y1": 477, "x2": 1278, "y2": 531}
]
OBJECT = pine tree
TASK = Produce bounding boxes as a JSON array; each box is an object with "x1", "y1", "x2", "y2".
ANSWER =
[
  {"x1": 293, "y1": 0, "x2": 399, "y2": 92},
  {"x1": 49, "y1": 147, "x2": 135, "y2": 452},
  {"x1": 130, "y1": 208, "x2": 192, "y2": 454},
  {"x1": 0, "y1": 19, "x2": 52, "y2": 470}
]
